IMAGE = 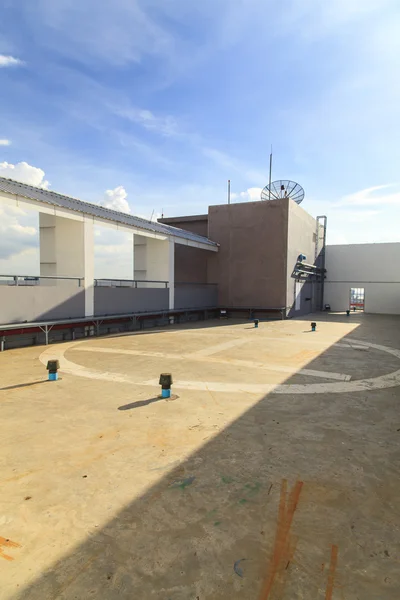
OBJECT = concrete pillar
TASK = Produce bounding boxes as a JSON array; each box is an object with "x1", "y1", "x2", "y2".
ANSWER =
[
  {"x1": 83, "y1": 218, "x2": 94, "y2": 317},
  {"x1": 39, "y1": 214, "x2": 94, "y2": 316},
  {"x1": 133, "y1": 235, "x2": 147, "y2": 281},
  {"x1": 133, "y1": 235, "x2": 175, "y2": 309}
]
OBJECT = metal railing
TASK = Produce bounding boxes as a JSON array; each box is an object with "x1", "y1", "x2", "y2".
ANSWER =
[
  {"x1": 94, "y1": 278, "x2": 168, "y2": 288},
  {"x1": 0, "y1": 276, "x2": 171, "y2": 288},
  {"x1": 0, "y1": 275, "x2": 84, "y2": 286}
]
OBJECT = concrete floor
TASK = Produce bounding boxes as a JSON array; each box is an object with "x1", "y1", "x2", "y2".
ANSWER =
[{"x1": 0, "y1": 313, "x2": 399, "y2": 599}]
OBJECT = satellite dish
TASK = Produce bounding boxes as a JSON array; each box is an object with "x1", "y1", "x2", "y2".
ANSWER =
[{"x1": 261, "y1": 180, "x2": 305, "y2": 205}]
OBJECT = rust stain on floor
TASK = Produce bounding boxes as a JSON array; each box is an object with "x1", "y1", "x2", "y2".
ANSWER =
[
  {"x1": 259, "y1": 479, "x2": 303, "y2": 599},
  {"x1": 325, "y1": 544, "x2": 339, "y2": 600},
  {"x1": 0, "y1": 536, "x2": 21, "y2": 561}
]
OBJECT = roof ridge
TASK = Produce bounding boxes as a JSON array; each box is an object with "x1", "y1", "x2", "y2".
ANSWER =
[{"x1": 0, "y1": 176, "x2": 217, "y2": 246}]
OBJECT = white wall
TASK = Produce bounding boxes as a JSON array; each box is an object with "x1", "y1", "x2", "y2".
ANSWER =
[{"x1": 325, "y1": 243, "x2": 400, "y2": 314}]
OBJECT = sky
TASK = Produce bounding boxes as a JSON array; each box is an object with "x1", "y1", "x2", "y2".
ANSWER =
[{"x1": 1, "y1": 0, "x2": 400, "y2": 277}]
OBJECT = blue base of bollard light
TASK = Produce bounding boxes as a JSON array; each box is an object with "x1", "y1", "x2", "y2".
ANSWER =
[
  {"x1": 161, "y1": 388, "x2": 171, "y2": 399},
  {"x1": 48, "y1": 372, "x2": 58, "y2": 381},
  {"x1": 311, "y1": 327, "x2": 316, "y2": 332}
]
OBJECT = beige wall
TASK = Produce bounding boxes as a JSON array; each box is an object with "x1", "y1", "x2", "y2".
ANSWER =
[
  {"x1": 161, "y1": 201, "x2": 319, "y2": 313},
  {"x1": 207, "y1": 200, "x2": 288, "y2": 307}
]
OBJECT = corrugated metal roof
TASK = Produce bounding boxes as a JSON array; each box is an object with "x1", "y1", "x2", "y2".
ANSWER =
[{"x1": 0, "y1": 177, "x2": 217, "y2": 248}]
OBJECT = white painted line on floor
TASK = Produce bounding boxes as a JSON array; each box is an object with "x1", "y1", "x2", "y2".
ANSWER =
[
  {"x1": 335, "y1": 342, "x2": 370, "y2": 350},
  {"x1": 39, "y1": 338, "x2": 400, "y2": 395},
  {"x1": 72, "y1": 346, "x2": 350, "y2": 381}
]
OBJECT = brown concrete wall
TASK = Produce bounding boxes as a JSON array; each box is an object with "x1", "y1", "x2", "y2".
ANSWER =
[
  {"x1": 286, "y1": 201, "x2": 318, "y2": 316},
  {"x1": 207, "y1": 200, "x2": 288, "y2": 307},
  {"x1": 158, "y1": 216, "x2": 210, "y2": 283}
]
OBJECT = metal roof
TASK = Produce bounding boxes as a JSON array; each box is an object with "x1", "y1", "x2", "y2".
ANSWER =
[{"x1": 0, "y1": 177, "x2": 217, "y2": 248}]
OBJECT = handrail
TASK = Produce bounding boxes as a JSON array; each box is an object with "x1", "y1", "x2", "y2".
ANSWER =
[
  {"x1": 94, "y1": 278, "x2": 168, "y2": 288},
  {"x1": 0, "y1": 274, "x2": 84, "y2": 286},
  {"x1": 0, "y1": 274, "x2": 83, "y2": 280}
]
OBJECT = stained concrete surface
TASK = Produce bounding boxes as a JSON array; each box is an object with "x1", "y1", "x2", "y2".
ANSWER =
[{"x1": 0, "y1": 313, "x2": 399, "y2": 599}]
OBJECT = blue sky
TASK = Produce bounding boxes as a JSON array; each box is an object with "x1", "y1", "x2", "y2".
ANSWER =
[{"x1": 1, "y1": 0, "x2": 400, "y2": 276}]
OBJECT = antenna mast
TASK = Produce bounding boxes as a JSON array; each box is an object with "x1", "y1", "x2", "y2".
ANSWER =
[{"x1": 268, "y1": 146, "x2": 272, "y2": 202}]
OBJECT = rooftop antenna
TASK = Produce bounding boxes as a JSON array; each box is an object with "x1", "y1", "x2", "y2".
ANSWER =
[
  {"x1": 261, "y1": 180, "x2": 305, "y2": 204},
  {"x1": 161, "y1": 208, "x2": 164, "y2": 218},
  {"x1": 268, "y1": 145, "x2": 272, "y2": 202},
  {"x1": 149, "y1": 209, "x2": 155, "y2": 222},
  {"x1": 228, "y1": 179, "x2": 231, "y2": 204}
]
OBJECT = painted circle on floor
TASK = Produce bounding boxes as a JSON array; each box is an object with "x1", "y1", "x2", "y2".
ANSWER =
[{"x1": 39, "y1": 338, "x2": 400, "y2": 395}]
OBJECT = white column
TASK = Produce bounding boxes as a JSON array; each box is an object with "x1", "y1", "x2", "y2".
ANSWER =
[
  {"x1": 83, "y1": 217, "x2": 94, "y2": 317},
  {"x1": 133, "y1": 234, "x2": 147, "y2": 281},
  {"x1": 168, "y1": 240, "x2": 175, "y2": 310},
  {"x1": 39, "y1": 213, "x2": 94, "y2": 317},
  {"x1": 133, "y1": 236, "x2": 175, "y2": 309}
]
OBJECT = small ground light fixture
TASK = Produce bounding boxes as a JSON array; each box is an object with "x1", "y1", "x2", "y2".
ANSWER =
[
  {"x1": 311, "y1": 322, "x2": 317, "y2": 332},
  {"x1": 47, "y1": 359, "x2": 60, "y2": 381},
  {"x1": 159, "y1": 373, "x2": 173, "y2": 399}
]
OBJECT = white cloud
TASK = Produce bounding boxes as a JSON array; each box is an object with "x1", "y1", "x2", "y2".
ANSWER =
[
  {"x1": 0, "y1": 139, "x2": 11, "y2": 146},
  {"x1": 0, "y1": 161, "x2": 50, "y2": 188},
  {"x1": 337, "y1": 184, "x2": 400, "y2": 206},
  {"x1": 0, "y1": 161, "x2": 46, "y2": 269},
  {"x1": 231, "y1": 187, "x2": 263, "y2": 202},
  {"x1": 115, "y1": 106, "x2": 178, "y2": 137},
  {"x1": 0, "y1": 205, "x2": 38, "y2": 261},
  {"x1": 101, "y1": 186, "x2": 131, "y2": 213},
  {"x1": 94, "y1": 226, "x2": 133, "y2": 278},
  {"x1": 0, "y1": 55, "x2": 23, "y2": 67},
  {"x1": 32, "y1": 0, "x2": 174, "y2": 67},
  {"x1": 202, "y1": 147, "x2": 265, "y2": 182}
]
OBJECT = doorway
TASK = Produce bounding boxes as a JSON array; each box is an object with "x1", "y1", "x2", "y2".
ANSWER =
[{"x1": 350, "y1": 287, "x2": 365, "y2": 312}]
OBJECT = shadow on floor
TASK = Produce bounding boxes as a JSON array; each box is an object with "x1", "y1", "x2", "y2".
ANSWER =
[
  {"x1": 0, "y1": 380, "x2": 48, "y2": 391},
  {"x1": 118, "y1": 396, "x2": 164, "y2": 410},
  {"x1": 14, "y1": 314, "x2": 400, "y2": 599}
]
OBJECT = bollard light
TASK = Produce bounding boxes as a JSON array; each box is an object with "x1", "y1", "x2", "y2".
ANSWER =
[
  {"x1": 311, "y1": 322, "x2": 316, "y2": 332},
  {"x1": 159, "y1": 373, "x2": 173, "y2": 399},
  {"x1": 254, "y1": 319, "x2": 259, "y2": 328},
  {"x1": 47, "y1": 359, "x2": 60, "y2": 381},
  {"x1": 346, "y1": 310, "x2": 350, "y2": 316}
]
